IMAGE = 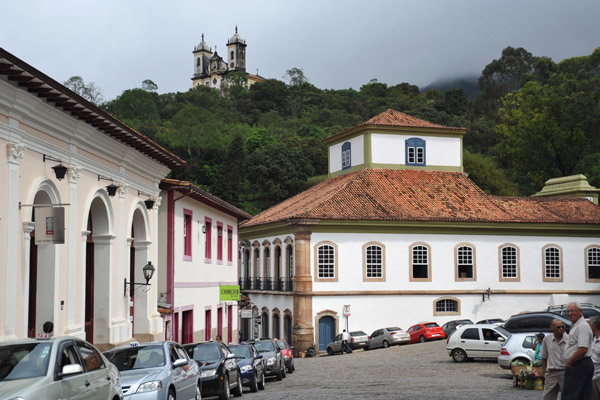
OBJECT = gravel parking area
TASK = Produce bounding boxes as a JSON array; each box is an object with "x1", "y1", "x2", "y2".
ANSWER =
[{"x1": 249, "y1": 340, "x2": 544, "y2": 399}]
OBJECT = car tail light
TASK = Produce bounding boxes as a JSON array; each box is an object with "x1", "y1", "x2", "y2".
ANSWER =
[
  {"x1": 500, "y1": 348, "x2": 509, "y2": 356},
  {"x1": 389, "y1": 332, "x2": 397, "y2": 335},
  {"x1": 351, "y1": 337, "x2": 355, "y2": 342}
]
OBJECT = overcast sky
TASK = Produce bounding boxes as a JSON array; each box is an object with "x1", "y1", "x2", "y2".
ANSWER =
[{"x1": 2, "y1": 0, "x2": 599, "y2": 101}]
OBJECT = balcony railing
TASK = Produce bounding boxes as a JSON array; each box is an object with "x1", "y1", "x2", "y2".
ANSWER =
[{"x1": 240, "y1": 277, "x2": 294, "y2": 292}]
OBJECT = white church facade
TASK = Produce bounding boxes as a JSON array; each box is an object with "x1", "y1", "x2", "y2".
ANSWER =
[{"x1": 239, "y1": 109, "x2": 600, "y2": 354}]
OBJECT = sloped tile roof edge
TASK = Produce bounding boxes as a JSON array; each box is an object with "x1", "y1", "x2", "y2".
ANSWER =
[{"x1": 160, "y1": 179, "x2": 251, "y2": 220}]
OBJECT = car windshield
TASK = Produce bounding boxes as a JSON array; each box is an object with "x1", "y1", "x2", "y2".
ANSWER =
[
  {"x1": 230, "y1": 346, "x2": 252, "y2": 359},
  {"x1": 275, "y1": 341, "x2": 286, "y2": 350},
  {"x1": 386, "y1": 327, "x2": 402, "y2": 331},
  {"x1": 424, "y1": 323, "x2": 439, "y2": 328},
  {"x1": 253, "y1": 341, "x2": 275, "y2": 353},
  {"x1": 189, "y1": 344, "x2": 221, "y2": 362},
  {"x1": 105, "y1": 345, "x2": 165, "y2": 371},
  {"x1": 0, "y1": 342, "x2": 53, "y2": 381}
]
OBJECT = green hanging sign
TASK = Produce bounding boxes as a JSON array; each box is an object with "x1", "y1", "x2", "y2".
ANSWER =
[{"x1": 219, "y1": 285, "x2": 240, "y2": 301}]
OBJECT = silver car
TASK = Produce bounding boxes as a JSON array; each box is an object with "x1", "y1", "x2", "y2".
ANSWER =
[
  {"x1": 0, "y1": 336, "x2": 122, "y2": 400},
  {"x1": 104, "y1": 341, "x2": 200, "y2": 400},
  {"x1": 497, "y1": 332, "x2": 541, "y2": 369},
  {"x1": 366, "y1": 327, "x2": 410, "y2": 350}
]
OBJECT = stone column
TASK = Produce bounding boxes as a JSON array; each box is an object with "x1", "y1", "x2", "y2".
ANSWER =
[
  {"x1": 291, "y1": 221, "x2": 317, "y2": 356},
  {"x1": 66, "y1": 166, "x2": 81, "y2": 332}
]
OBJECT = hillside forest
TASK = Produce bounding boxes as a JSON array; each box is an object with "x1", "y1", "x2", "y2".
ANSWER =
[{"x1": 68, "y1": 46, "x2": 600, "y2": 215}]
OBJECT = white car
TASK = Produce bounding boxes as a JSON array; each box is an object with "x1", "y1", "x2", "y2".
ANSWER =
[
  {"x1": 446, "y1": 324, "x2": 510, "y2": 362},
  {"x1": 497, "y1": 332, "x2": 542, "y2": 369},
  {"x1": 0, "y1": 336, "x2": 122, "y2": 400}
]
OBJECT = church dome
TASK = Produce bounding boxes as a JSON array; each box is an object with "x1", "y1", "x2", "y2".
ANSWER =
[
  {"x1": 227, "y1": 26, "x2": 245, "y2": 45},
  {"x1": 194, "y1": 34, "x2": 211, "y2": 52}
]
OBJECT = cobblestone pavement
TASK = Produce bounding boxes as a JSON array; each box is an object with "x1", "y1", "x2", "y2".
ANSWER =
[{"x1": 241, "y1": 340, "x2": 545, "y2": 399}]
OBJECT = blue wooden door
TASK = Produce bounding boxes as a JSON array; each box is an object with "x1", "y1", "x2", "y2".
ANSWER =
[{"x1": 318, "y1": 316, "x2": 335, "y2": 351}]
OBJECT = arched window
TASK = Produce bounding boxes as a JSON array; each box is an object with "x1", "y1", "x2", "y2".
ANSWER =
[
  {"x1": 434, "y1": 298, "x2": 459, "y2": 315},
  {"x1": 410, "y1": 243, "x2": 431, "y2": 281},
  {"x1": 230, "y1": 51, "x2": 234, "y2": 59},
  {"x1": 499, "y1": 244, "x2": 519, "y2": 281},
  {"x1": 543, "y1": 244, "x2": 563, "y2": 282},
  {"x1": 455, "y1": 244, "x2": 476, "y2": 280},
  {"x1": 314, "y1": 242, "x2": 338, "y2": 282},
  {"x1": 341, "y1": 142, "x2": 351, "y2": 170},
  {"x1": 363, "y1": 242, "x2": 385, "y2": 281},
  {"x1": 405, "y1": 138, "x2": 426, "y2": 166},
  {"x1": 586, "y1": 246, "x2": 600, "y2": 281}
]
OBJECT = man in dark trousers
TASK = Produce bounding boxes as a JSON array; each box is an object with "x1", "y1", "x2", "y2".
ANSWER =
[
  {"x1": 563, "y1": 302, "x2": 594, "y2": 399},
  {"x1": 341, "y1": 329, "x2": 352, "y2": 354}
]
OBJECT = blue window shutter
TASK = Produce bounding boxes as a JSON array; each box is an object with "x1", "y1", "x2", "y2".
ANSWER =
[
  {"x1": 405, "y1": 138, "x2": 426, "y2": 166},
  {"x1": 342, "y1": 142, "x2": 351, "y2": 170}
]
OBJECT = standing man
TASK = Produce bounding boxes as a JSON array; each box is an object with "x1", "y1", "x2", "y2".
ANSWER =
[
  {"x1": 590, "y1": 316, "x2": 600, "y2": 400},
  {"x1": 540, "y1": 319, "x2": 568, "y2": 400},
  {"x1": 341, "y1": 329, "x2": 352, "y2": 354},
  {"x1": 563, "y1": 302, "x2": 594, "y2": 399}
]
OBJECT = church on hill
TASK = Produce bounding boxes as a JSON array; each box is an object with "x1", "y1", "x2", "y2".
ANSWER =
[
  {"x1": 238, "y1": 108, "x2": 600, "y2": 355},
  {"x1": 192, "y1": 27, "x2": 265, "y2": 93}
]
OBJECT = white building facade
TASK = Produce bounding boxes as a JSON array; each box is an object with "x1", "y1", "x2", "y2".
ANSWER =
[
  {"x1": 158, "y1": 179, "x2": 250, "y2": 344},
  {"x1": 240, "y1": 109, "x2": 600, "y2": 354},
  {"x1": 0, "y1": 48, "x2": 186, "y2": 349}
]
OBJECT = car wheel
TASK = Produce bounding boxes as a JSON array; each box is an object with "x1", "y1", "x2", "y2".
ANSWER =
[
  {"x1": 168, "y1": 389, "x2": 176, "y2": 400},
  {"x1": 452, "y1": 349, "x2": 468, "y2": 363},
  {"x1": 219, "y1": 376, "x2": 230, "y2": 400},
  {"x1": 419, "y1": 335, "x2": 426, "y2": 343},
  {"x1": 257, "y1": 370, "x2": 266, "y2": 390},
  {"x1": 195, "y1": 382, "x2": 202, "y2": 400},
  {"x1": 383, "y1": 340, "x2": 389, "y2": 348},
  {"x1": 287, "y1": 362, "x2": 294, "y2": 374},
  {"x1": 250, "y1": 371, "x2": 259, "y2": 393},
  {"x1": 232, "y1": 373, "x2": 243, "y2": 397},
  {"x1": 276, "y1": 364, "x2": 283, "y2": 381},
  {"x1": 327, "y1": 347, "x2": 334, "y2": 356},
  {"x1": 281, "y1": 363, "x2": 287, "y2": 378}
]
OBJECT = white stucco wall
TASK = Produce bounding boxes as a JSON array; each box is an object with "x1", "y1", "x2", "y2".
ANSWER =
[
  {"x1": 371, "y1": 133, "x2": 461, "y2": 167},
  {"x1": 329, "y1": 135, "x2": 365, "y2": 174}
]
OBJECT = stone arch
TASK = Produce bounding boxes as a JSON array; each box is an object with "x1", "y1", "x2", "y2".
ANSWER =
[
  {"x1": 283, "y1": 309, "x2": 293, "y2": 344},
  {"x1": 272, "y1": 308, "x2": 281, "y2": 339},
  {"x1": 261, "y1": 306, "x2": 269, "y2": 338}
]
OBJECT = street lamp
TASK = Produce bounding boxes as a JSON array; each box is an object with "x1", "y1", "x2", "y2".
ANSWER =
[{"x1": 124, "y1": 261, "x2": 156, "y2": 296}]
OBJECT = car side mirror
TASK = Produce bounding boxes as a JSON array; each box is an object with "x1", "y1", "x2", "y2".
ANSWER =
[
  {"x1": 173, "y1": 358, "x2": 188, "y2": 368},
  {"x1": 498, "y1": 337, "x2": 506, "y2": 342},
  {"x1": 226, "y1": 353, "x2": 235, "y2": 360},
  {"x1": 290, "y1": 346, "x2": 294, "y2": 350},
  {"x1": 256, "y1": 354, "x2": 263, "y2": 359},
  {"x1": 61, "y1": 364, "x2": 83, "y2": 376}
]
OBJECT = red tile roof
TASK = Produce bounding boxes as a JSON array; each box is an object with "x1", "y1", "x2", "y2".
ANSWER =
[
  {"x1": 324, "y1": 109, "x2": 465, "y2": 143},
  {"x1": 240, "y1": 169, "x2": 600, "y2": 228}
]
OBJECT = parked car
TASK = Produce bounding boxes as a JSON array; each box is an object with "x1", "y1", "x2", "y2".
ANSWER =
[
  {"x1": 0, "y1": 336, "x2": 121, "y2": 400},
  {"x1": 497, "y1": 332, "x2": 543, "y2": 369},
  {"x1": 366, "y1": 327, "x2": 410, "y2": 350},
  {"x1": 229, "y1": 343, "x2": 265, "y2": 392},
  {"x1": 348, "y1": 331, "x2": 369, "y2": 350},
  {"x1": 407, "y1": 322, "x2": 445, "y2": 343},
  {"x1": 476, "y1": 318, "x2": 504, "y2": 325},
  {"x1": 274, "y1": 338, "x2": 295, "y2": 373},
  {"x1": 326, "y1": 333, "x2": 347, "y2": 355},
  {"x1": 446, "y1": 324, "x2": 511, "y2": 362},
  {"x1": 548, "y1": 303, "x2": 600, "y2": 319},
  {"x1": 441, "y1": 319, "x2": 474, "y2": 338},
  {"x1": 183, "y1": 341, "x2": 242, "y2": 400},
  {"x1": 250, "y1": 339, "x2": 286, "y2": 380},
  {"x1": 105, "y1": 340, "x2": 200, "y2": 399},
  {"x1": 502, "y1": 311, "x2": 572, "y2": 333}
]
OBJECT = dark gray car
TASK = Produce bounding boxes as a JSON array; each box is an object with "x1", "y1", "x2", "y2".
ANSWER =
[{"x1": 251, "y1": 339, "x2": 286, "y2": 381}]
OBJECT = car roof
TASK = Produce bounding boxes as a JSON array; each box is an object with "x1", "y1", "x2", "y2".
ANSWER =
[{"x1": 105, "y1": 341, "x2": 172, "y2": 352}]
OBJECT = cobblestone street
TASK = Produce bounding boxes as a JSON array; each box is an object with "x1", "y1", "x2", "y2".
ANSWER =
[{"x1": 249, "y1": 340, "x2": 543, "y2": 399}]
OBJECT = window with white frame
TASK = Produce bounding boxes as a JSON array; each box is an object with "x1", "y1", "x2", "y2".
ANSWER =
[
  {"x1": 587, "y1": 246, "x2": 600, "y2": 280},
  {"x1": 365, "y1": 245, "x2": 383, "y2": 278},
  {"x1": 544, "y1": 246, "x2": 561, "y2": 279},
  {"x1": 411, "y1": 244, "x2": 430, "y2": 280},
  {"x1": 456, "y1": 245, "x2": 474, "y2": 279},
  {"x1": 317, "y1": 245, "x2": 335, "y2": 278},
  {"x1": 405, "y1": 138, "x2": 426, "y2": 166},
  {"x1": 341, "y1": 142, "x2": 351, "y2": 170},
  {"x1": 501, "y1": 246, "x2": 518, "y2": 278},
  {"x1": 435, "y1": 298, "x2": 458, "y2": 313}
]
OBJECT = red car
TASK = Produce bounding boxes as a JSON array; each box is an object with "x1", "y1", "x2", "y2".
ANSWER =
[
  {"x1": 407, "y1": 322, "x2": 446, "y2": 343},
  {"x1": 275, "y1": 339, "x2": 295, "y2": 373}
]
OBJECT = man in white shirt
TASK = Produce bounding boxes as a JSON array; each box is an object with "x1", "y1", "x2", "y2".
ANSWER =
[
  {"x1": 563, "y1": 302, "x2": 594, "y2": 399},
  {"x1": 341, "y1": 329, "x2": 352, "y2": 354},
  {"x1": 541, "y1": 319, "x2": 568, "y2": 400},
  {"x1": 590, "y1": 316, "x2": 600, "y2": 400}
]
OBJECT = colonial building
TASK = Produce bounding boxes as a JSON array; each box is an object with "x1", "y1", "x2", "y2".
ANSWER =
[
  {"x1": 239, "y1": 109, "x2": 600, "y2": 354},
  {"x1": 192, "y1": 27, "x2": 265, "y2": 93},
  {"x1": 0, "y1": 48, "x2": 187, "y2": 349},
  {"x1": 158, "y1": 179, "x2": 251, "y2": 344}
]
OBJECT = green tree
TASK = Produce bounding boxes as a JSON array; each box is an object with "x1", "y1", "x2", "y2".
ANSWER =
[
  {"x1": 463, "y1": 150, "x2": 518, "y2": 195},
  {"x1": 284, "y1": 67, "x2": 308, "y2": 86},
  {"x1": 141, "y1": 79, "x2": 158, "y2": 92},
  {"x1": 64, "y1": 75, "x2": 104, "y2": 105}
]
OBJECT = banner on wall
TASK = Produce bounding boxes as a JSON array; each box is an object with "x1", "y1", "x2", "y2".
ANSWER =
[
  {"x1": 35, "y1": 207, "x2": 65, "y2": 245},
  {"x1": 219, "y1": 285, "x2": 240, "y2": 301}
]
